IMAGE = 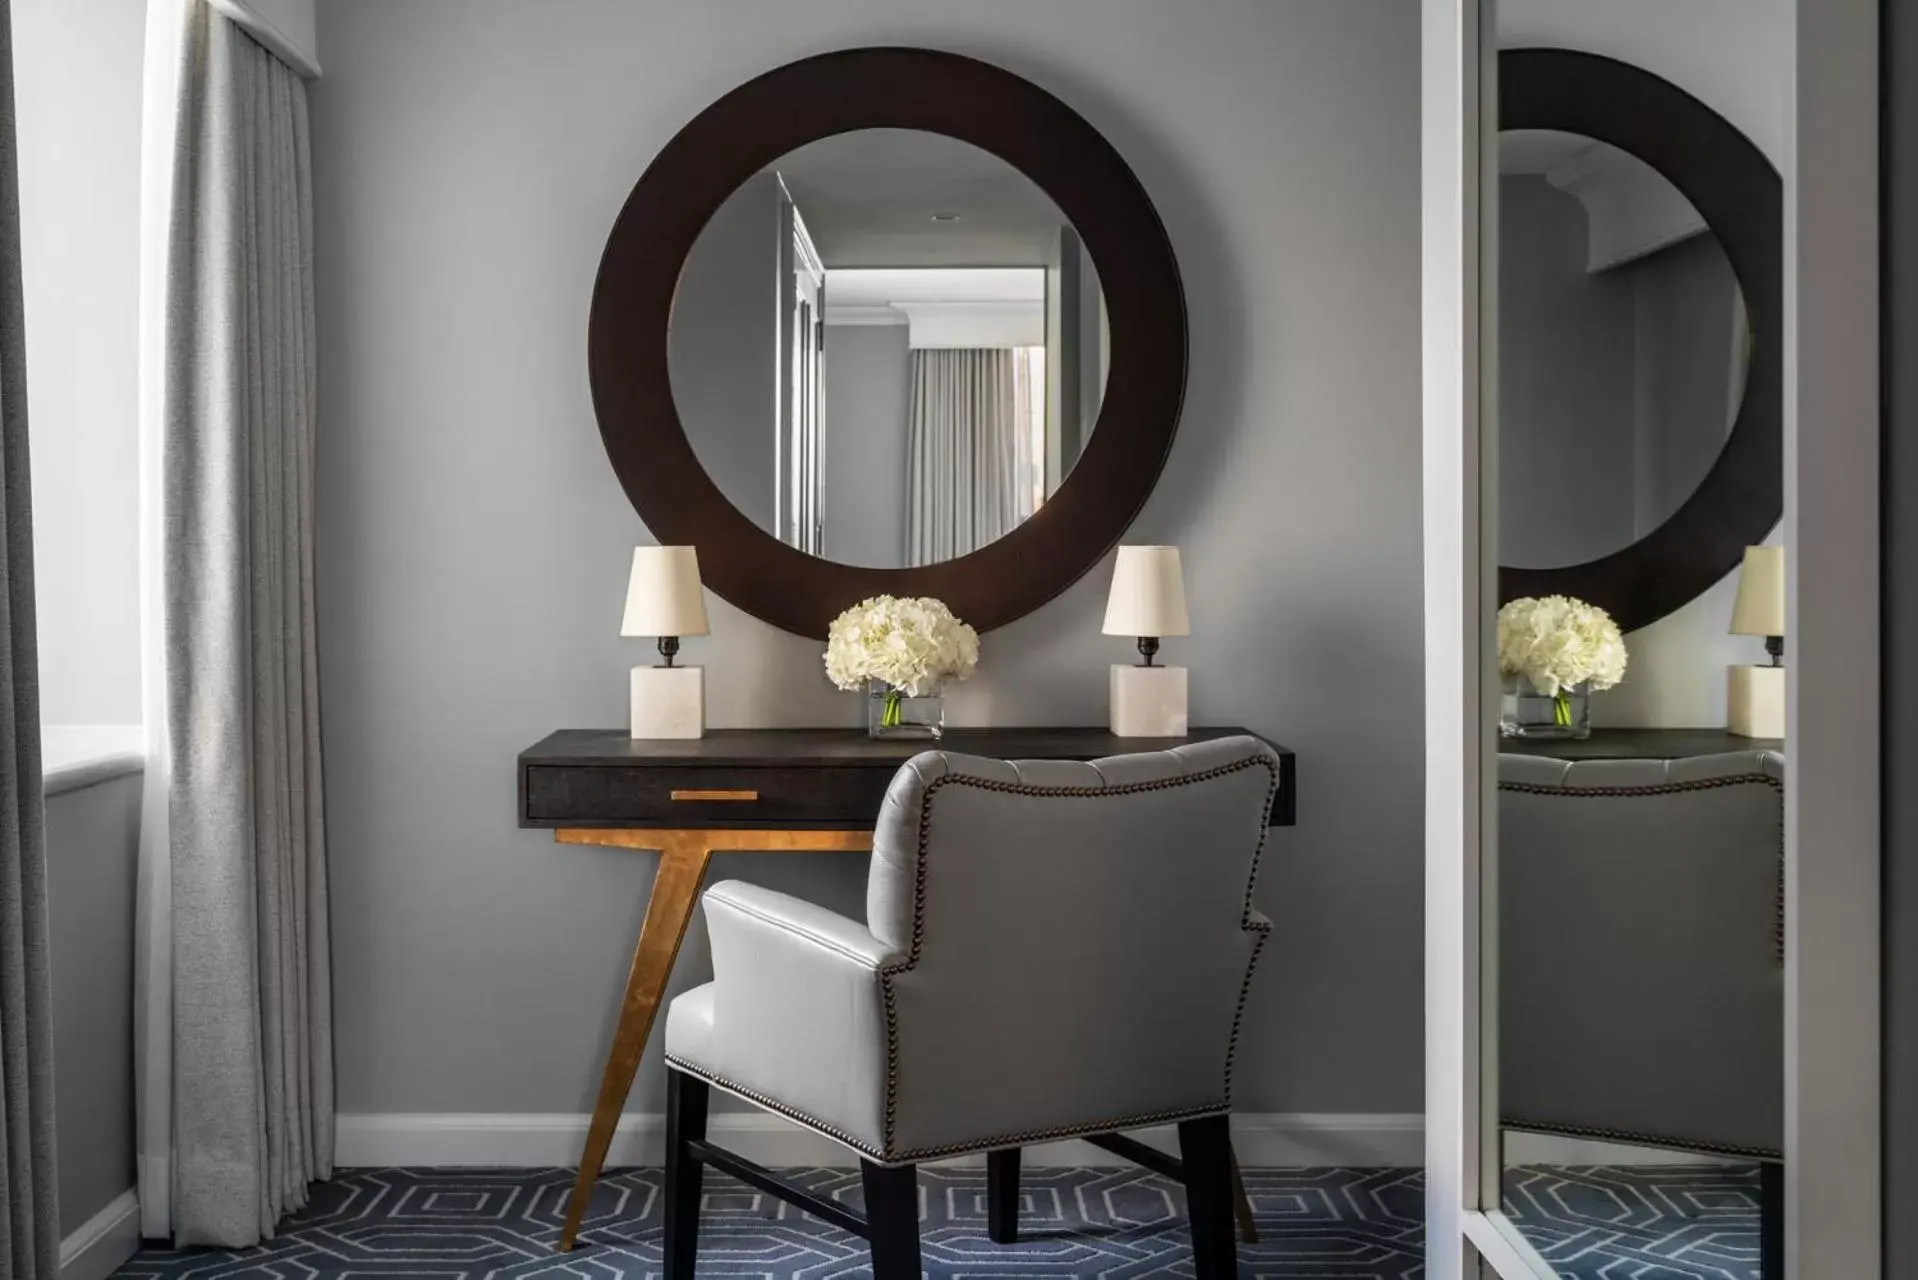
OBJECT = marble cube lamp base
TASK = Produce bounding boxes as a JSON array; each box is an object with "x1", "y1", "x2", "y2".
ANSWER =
[
  {"x1": 631, "y1": 665, "x2": 705, "y2": 739},
  {"x1": 1110, "y1": 664, "x2": 1188, "y2": 738},
  {"x1": 1727, "y1": 664, "x2": 1785, "y2": 739}
]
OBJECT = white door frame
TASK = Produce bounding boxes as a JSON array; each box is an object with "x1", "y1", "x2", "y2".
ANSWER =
[
  {"x1": 1785, "y1": 1, "x2": 1880, "y2": 1273},
  {"x1": 1421, "y1": 1, "x2": 1883, "y2": 1275},
  {"x1": 1420, "y1": 0, "x2": 1499, "y2": 1273}
]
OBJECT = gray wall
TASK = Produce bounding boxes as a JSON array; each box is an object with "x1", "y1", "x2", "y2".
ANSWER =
[
  {"x1": 1885, "y1": 0, "x2": 1916, "y2": 1267},
  {"x1": 671, "y1": 172, "x2": 782, "y2": 531},
  {"x1": 45, "y1": 773, "x2": 141, "y2": 1234},
  {"x1": 821, "y1": 323, "x2": 911, "y2": 567},
  {"x1": 1076, "y1": 241, "x2": 1107, "y2": 467},
  {"x1": 1500, "y1": 175, "x2": 1742, "y2": 573},
  {"x1": 13, "y1": 0, "x2": 144, "y2": 726},
  {"x1": 1628, "y1": 232, "x2": 1741, "y2": 538},
  {"x1": 309, "y1": 0, "x2": 1421, "y2": 1119},
  {"x1": 1499, "y1": 175, "x2": 1639, "y2": 569}
]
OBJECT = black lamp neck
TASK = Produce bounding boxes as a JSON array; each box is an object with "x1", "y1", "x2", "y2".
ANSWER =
[
  {"x1": 657, "y1": 635, "x2": 681, "y2": 668},
  {"x1": 1765, "y1": 634, "x2": 1784, "y2": 667},
  {"x1": 1136, "y1": 636, "x2": 1161, "y2": 667}
]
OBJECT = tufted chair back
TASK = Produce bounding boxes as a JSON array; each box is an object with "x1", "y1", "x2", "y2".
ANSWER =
[{"x1": 866, "y1": 735, "x2": 1281, "y2": 1160}]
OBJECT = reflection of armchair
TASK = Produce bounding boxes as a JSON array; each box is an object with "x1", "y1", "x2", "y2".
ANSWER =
[{"x1": 1499, "y1": 750, "x2": 1784, "y2": 1275}]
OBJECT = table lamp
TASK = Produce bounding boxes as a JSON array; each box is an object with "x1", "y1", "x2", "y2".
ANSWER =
[
  {"x1": 1103, "y1": 545, "x2": 1190, "y2": 737},
  {"x1": 1727, "y1": 544, "x2": 1785, "y2": 738},
  {"x1": 621, "y1": 546, "x2": 710, "y2": 739}
]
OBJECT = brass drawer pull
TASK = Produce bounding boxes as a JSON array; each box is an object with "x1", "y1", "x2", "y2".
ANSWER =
[{"x1": 671, "y1": 788, "x2": 759, "y2": 802}]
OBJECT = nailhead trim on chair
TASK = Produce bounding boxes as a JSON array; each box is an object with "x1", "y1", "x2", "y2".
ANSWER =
[
  {"x1": 667, "y1": 1052, "x2": 1234, "y2": 1166},
  {"x1": 1504, "y1": 1115, "x2": 1783, "y2": 1162},
  {"x1": 1499, "y1": 772, "x2": 1786, "y2": 962},
  {"x1": 877, "y1": 749, "x2": 1282, "y2": 1158},
  {"x1": 667, "y1": 1054, "x2": 888, "y2": 1159}
]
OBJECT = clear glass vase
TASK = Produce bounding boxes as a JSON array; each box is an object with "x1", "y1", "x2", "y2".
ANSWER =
[
  {"x1": 1500, "y1": 674, "x2": 1592, "y2": 740},
  {"x1": 867, "y1": 679, "x2": 944, "y2": 740}
]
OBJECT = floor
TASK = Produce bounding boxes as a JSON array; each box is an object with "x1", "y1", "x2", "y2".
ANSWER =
[
  {"x1": 1503, "y1": 1163, "x2": 1766, "y2": 1279},
  {"x1": 114, "y1": 1163, "x2": 1762, "y2": 1279}
]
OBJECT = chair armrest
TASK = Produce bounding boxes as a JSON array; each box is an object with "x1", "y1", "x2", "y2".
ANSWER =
[
  {"x1": 694, "y1": 882, "x2": 902, "y2": 1153},
  {"x1": 704, "y1": 881, "x2": 899, "y2": 970}
]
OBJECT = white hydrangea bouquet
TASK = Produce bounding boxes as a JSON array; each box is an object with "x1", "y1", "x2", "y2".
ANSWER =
[
  {"x1": 1496, "y1": 595, "x2": 1627, "y2": 737},
  {"x1": 824, "y1": 595, "x2": 980, "y2": 737}
]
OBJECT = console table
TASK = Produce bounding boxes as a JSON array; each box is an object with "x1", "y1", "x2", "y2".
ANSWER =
[
  {"x1": 519, "y1": 727, "x2": 1296, "y2": 1252},
  {"x1": 1502, "y1": 727, "x2": 1783, "y2": 760}
]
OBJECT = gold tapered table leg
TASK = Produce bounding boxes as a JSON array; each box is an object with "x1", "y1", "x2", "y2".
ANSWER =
[
  {"x1": 552, "y1": 827, "x2": 874, "y2": 1253},
  {"x1": 556, "y1": 832, "x2": 712, "y2": 1252}
]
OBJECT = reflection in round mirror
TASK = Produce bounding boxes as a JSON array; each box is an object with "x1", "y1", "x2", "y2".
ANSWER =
[
  {"x1": 668, "y1": 128, "x2": 1109, "y2": 570},
  {"x1": 1498, "y1": 130, "x2": 1751, "y2": 572}
]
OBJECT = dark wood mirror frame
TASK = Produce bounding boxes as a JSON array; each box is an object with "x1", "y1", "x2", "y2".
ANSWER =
[
  {"x1": 1498, "y1": 49, "x2": 1783, "y2": 633},
  {"x1": 588, "y1": 47, "x2": 1187, "y2": 639}
]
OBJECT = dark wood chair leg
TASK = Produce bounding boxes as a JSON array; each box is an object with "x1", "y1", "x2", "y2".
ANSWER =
[
  {"x1": 662, "y1": 1069, "x2": 709, "y2": 1280},
  {"x1": 1179, "y1": 1115, "x2": 1237, "y2": 1280},
  {"x1": 1230, "y1": 1148, "x2": 1258, "y2": 1243},
  {"x1": 861, "y1": 1159, "x2": 923, "y2": 1279},
  {"x1": 1760, "y1": 1161, "x2": 1784, "y2": 1279},
  {"x1": 987, "y1": 1148, "x2": 1021, "y2": 1244}
]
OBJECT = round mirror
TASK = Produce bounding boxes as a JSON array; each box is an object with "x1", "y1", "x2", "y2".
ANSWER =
[
  {"x1": 671, "y1": 129, "x2": 1109, "y2": 570},
  {"x1": 1499, "y1": 129, "x2": 1750, "y2": 571},
  {"x1": 589, "y1": 48, "x2": 1185, "y2": 638},
  {"x1": 1495, "y1": 49, "x2": 1781, "y2": 634}
]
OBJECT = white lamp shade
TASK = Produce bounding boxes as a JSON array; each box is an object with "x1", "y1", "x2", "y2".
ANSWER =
[
  {"x1": 1729, "y1": 545, "x2": 1785, "y2": 637},
  {"x1": 620, "y1": 546, "x2": 710, "y2": 638},
  {"x1": 1102, "y1": 545, "x2": 1190, "y2": 638}
]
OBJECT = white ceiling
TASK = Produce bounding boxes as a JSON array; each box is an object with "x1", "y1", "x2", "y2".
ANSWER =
[
  {"x1": 1499, "y1": 128, "x2": 1600, "y2": 175},
  {"x1": 1499, "y1": 130, "x2": 1709, "y2": 272},
  {"x1": 769, "y1": 129, "x2": 1069, "y2": 268},
  {"x1": 823, "y1": 267, "x2": 1045, "y2": 308}
]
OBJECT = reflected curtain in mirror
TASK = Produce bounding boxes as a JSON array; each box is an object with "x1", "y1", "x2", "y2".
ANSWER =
[{"x1": 904, "y1": 348, "x2": 1040, "y2": 566}]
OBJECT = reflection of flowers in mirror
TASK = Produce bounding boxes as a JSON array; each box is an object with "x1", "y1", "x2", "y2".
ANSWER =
[
  {"x1": 1497, "y1": 595, "x2": 1628, "y2": 696},
  {"x1": 1498, "y1": 595, "x2": 1627, "y2": 735}
]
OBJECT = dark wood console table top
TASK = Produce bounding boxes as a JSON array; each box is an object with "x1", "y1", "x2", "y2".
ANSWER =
[
  {"x1": 521, "y1": 726, "x2": 1295, "y2": 1251},
  {"x1": 520, "y1": 726, "x2": 1297, "y2": 829},
  {"x1": 1502, "y1": 727, "x2": 1783, "y2": 761}
]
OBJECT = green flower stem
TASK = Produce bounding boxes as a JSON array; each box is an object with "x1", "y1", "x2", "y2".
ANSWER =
[
  {"x1": 1553, "y1": 692, "x2": 1572, "y2": 727},
  {"x1": 882, "y1": 688, "x2": 903, "y2": 728}
]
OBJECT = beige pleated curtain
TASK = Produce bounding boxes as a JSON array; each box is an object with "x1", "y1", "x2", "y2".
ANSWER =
[
  {"x1": 134, "y1": 0, "x2": 332, "y2": 1248},
  {"x1": 0, "y1": 0, "x2": 61, "y2": 1273}
]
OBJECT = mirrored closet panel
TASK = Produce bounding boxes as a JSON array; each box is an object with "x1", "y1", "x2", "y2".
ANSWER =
[{"x1": 1487, "y1": 43, "x2": 1785, "y2": 1280}]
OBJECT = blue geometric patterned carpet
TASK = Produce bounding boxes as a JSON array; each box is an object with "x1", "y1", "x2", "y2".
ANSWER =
[
  {"x1": 1503, "y1": 1164, "x2": 1766, "y2": 1280},
  {"x1": 113, "y1": 1163, "x2": 1759, "y2": 1279}
]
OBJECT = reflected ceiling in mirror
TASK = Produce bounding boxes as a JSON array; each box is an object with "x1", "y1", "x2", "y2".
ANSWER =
[
  {"x1": 1498, "y1": 130, "x2": 1750, "y2": 572},
  {"x1": 669, "y1": 128, "x2": 1109, "y2": 571}
]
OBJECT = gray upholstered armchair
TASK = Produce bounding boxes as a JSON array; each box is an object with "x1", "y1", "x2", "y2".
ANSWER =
[
  {"x1": 1499, "y1": 750, "x2": 1785, "y2": 1275},
  {"x1": 660, "y1": 736, "x2": 1281, "y2": 1279}
]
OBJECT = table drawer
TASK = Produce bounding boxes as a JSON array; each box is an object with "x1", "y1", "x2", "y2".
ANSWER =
[{"x1": 522, "y1": 764, "x2": 893, "y2": 827}]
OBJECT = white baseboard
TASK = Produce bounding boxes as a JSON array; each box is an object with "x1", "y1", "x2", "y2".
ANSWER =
[
  {"x1": 1504, "y1": 1131, "x2": 1739, "y2": 1167},
  {"x1": 60, "y1": 1190, "x2": 140, "y2": 1280},
  {"x1": 336, "y1": 1111, "x2": 1428, "y2": 1170}
]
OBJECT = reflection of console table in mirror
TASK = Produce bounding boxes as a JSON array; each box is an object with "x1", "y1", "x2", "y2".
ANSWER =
[
  {"x1": 1501, "y1": 726, "x2": 1782, "y2": 760},
  {"x1": 519, "y1": 727, "x2": 1297, "y2": 1252}
]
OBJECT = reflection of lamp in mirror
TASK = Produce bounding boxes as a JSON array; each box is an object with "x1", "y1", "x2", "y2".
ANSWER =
[
  {"x1": 621, "y1": 546, "x2": 711, "y2": 739},
  {"x1": 1103, "y1": 545, "x2": 1190, "y2": 737},
  {"x1": 1728, "y1": 545, "x2": 1785, "y2": 738}
]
